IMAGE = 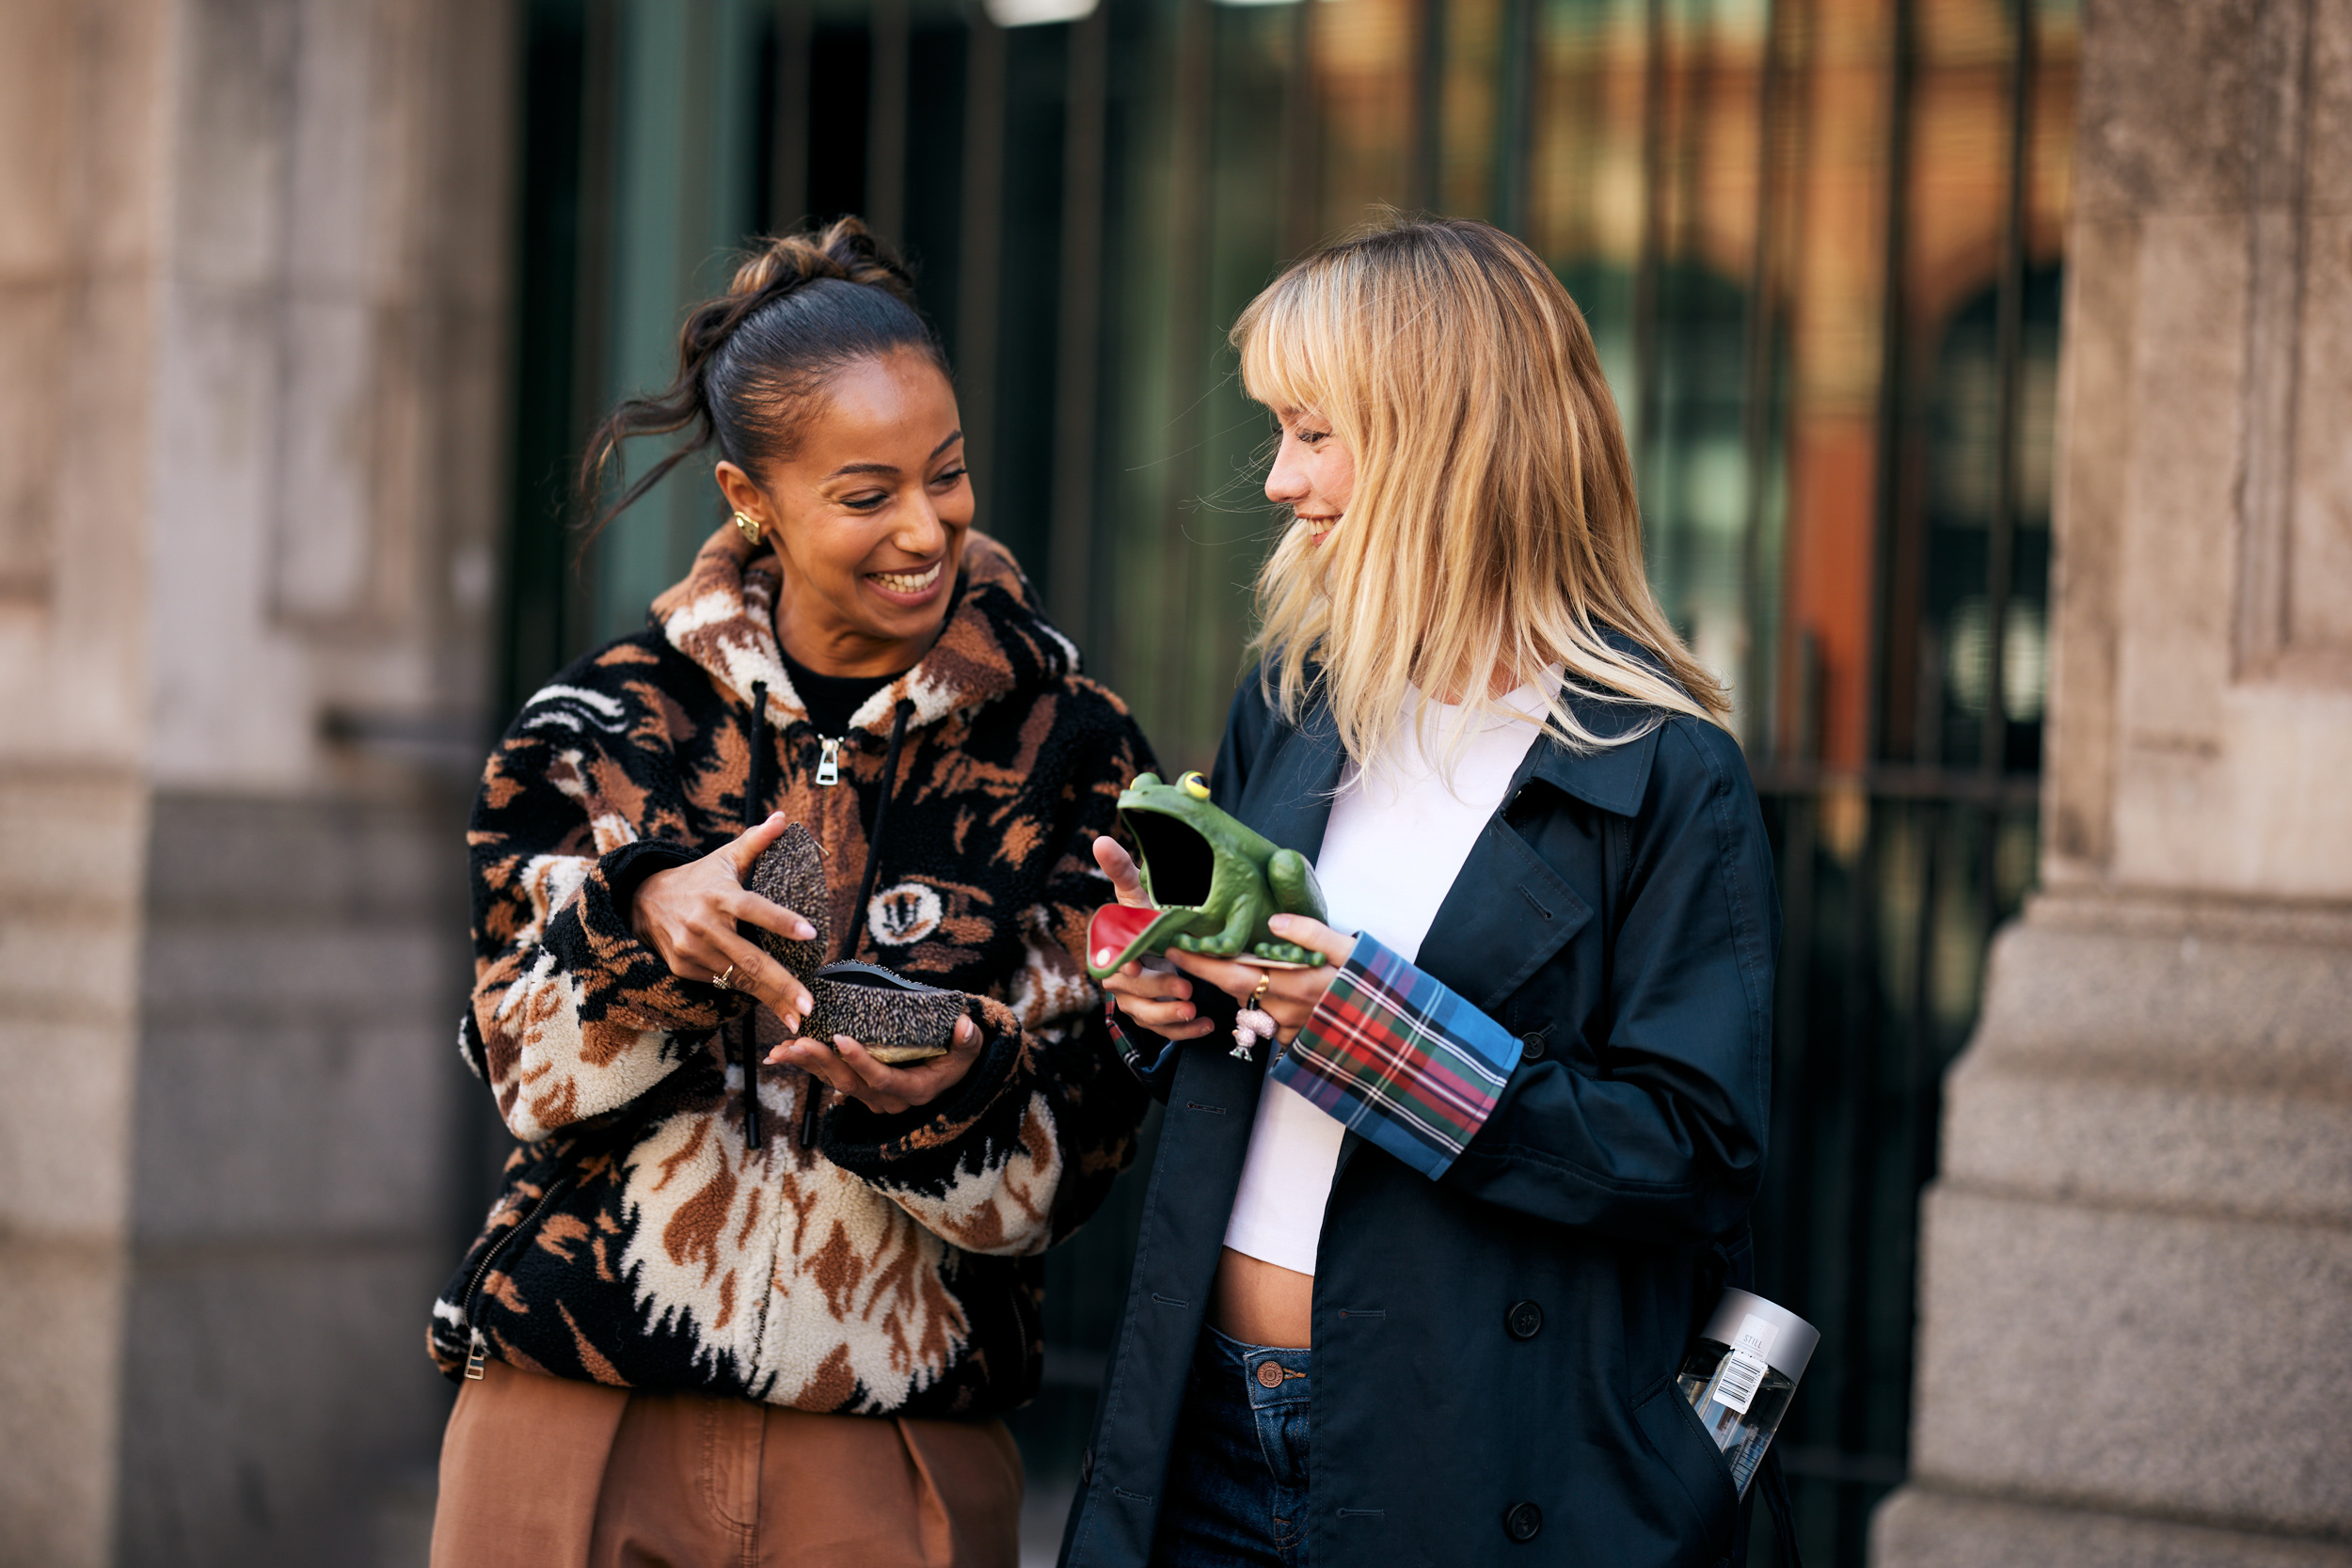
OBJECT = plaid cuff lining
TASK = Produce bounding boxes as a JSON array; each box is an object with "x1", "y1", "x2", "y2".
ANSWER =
[
  {"x1": 1272, "y1": 932, "x2": 1522, "y2": 1180},
  {"x1": 1106, "y1": 1003, "x2": 1184, "y2": 1083}
]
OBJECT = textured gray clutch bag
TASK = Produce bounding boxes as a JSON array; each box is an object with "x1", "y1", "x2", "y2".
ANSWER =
[{"x1": 745, "y1": 824, "x2": 961, "y2": 1064}]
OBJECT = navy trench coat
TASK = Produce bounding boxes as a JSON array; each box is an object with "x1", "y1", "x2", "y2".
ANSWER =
[{"x1": 1059, "y1": 673, "x2": 1780, "y2": 1567}]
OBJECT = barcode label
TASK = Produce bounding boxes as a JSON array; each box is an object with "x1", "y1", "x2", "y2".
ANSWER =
[{"x1": 1711, "y1": 1348, "x2": 1769, "y2": 1416}]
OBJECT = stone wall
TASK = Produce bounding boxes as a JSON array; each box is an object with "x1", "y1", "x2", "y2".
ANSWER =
[
  {"x1": 1875, "y1": 0, "x2": 2352, "y2": 1560},
  {"x1": 0, "y1": 1, "x2": 514, "y2": 1562}
]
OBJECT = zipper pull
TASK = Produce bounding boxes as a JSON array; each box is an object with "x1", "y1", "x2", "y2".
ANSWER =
[
  {"x1": 817, "y1": 736, "x2": 841, "y2": 786},
  {"x1": 466, "y1": 1328, "x2": 488, "y2": 1381}
]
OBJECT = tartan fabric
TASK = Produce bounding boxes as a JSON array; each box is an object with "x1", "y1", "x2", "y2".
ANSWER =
[
  {"x1": 1271, "y1": 932, "x2": 1522, "y2": 1180},
  {"x1": 1105, "y1": 1002, "x2": 1184, "y2": 1087}
]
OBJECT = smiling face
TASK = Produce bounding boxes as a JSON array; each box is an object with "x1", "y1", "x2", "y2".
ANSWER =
[
  {"x1": 1264, "y1": 407, "x2": 1357, "y2": 547},
  {"x1": 715, "y1": 347, "x2": 973, "y2": 677}
]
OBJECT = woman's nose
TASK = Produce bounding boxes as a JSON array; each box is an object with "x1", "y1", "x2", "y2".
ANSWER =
[
  {"x1": 896, "y1": 490, "x2": 947, "y2": 555},
  {"x1": 1265, "y1": 444, "x2": 1310, "y2": 506}
]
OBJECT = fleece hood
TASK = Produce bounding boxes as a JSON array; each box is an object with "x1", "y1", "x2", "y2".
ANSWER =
[{"x1": 651, "y1": 524, "x2": 1083, "y2": 737}]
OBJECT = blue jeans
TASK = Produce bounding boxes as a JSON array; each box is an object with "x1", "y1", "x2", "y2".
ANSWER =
[{"x1": 1150, "y1": 1325, "x2": 1311, "y2": 1568}]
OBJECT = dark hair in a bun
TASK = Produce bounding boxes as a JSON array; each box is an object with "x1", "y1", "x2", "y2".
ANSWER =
[{"x1": 579, "y1": 215, "x2": 947, "y2": 532}]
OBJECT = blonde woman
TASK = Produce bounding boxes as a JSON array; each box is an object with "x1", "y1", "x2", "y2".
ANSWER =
[{"x1": 1059, "y1": 217, "x2": 1782, "y2": 1568}]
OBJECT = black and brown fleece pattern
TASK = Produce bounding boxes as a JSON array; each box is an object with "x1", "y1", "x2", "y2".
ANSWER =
[{"x1": 428, "y1": 526, "x2": 1155, "y2": 1418}]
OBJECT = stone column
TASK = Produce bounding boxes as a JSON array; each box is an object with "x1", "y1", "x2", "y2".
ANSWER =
[
  {"x1": 1873, "y1": 0, "x2": 2352, "y2": 1562},
  {"x1": 0, "y1": 2, "x2": 514, "y2": 1563}
]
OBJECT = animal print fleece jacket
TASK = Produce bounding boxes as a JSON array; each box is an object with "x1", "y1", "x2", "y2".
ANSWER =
[{"x1": 427, "y1": 524, "x2": 1155, "y2": 1418}]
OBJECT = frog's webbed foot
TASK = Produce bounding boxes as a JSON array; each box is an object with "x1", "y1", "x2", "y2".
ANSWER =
[
  {"x1": 1173, "y1": 932, "x2": 1248, "y2": 957},
  {"x1": 1249, "y1": 941, "x2": 1323, "y2": 966}
]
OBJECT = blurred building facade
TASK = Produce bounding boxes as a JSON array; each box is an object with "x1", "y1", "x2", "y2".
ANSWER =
[
  {"x1": 1, "y1": 0, "x2": 2343, "y2": 1564},
  {"x1": 0, "y1": 2, "x2": 512, "y2": 1563}
]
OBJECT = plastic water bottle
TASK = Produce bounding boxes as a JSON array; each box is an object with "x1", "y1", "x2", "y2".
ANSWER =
[{"x1": 1676, "y1": 1288, "x2": 1819, "y2": 1497}]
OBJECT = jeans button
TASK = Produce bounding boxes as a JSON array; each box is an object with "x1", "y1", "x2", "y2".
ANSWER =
[
  {"x1": 1504, "y1": 1501, "x2": 1543, "y2": 1542},
  {"x1": 1506, "y1": 1299, "x2": 1544, "y2": 1339},
  {"x1": 1256, "y1": 1360, "x2": 1285, "y2": 1388}
]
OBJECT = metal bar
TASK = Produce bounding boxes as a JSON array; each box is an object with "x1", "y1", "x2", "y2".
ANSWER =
[
  {"x1": 1629, "y1": 0, "x2": 1668, "y2": 514},
  {"x1": 1409, "y1": 0, "x2": 1446, "y2": 210},
  {"x1": 1157, "y1": 0, "x2": 1215, "y2": 744},
  {"x1": 1891, "y1": 799, "x2": 1943, "y2": 1469},
  {"x1": 957, "y1": 4, "x2": 1007, "y2": 531},
  {"x1": 1494, "y1": 0, "x2": 1538, "y2": 235},
  {"x1": 1049, "y1": 0, "x2": 1111, "y2": 641},
  {"x1": 866, "y1": 0, "x2": 910, "y2": 240},
  {"x1": 1832, "y1": 796, "x2": 1887, "y2": 1563},
  {"x1": 1979, "y1": 0, "x2": 2034, "y2": 781},
  {"x1": 1862, "y1": 0, "x2": 1915, "y2": 770},
  {"x1": 1738, "y1": 0, "x2": 1785, "y2": 756},
  {"x1": 770, "y1": 0, "x2": 811, "y2": 228},
  {"x1": 1279, "y1": 0, "x2": 1323, "y2": 258}
]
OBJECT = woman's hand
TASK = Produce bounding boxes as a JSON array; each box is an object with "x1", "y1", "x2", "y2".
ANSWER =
[
  {"x1": 1092, "y1": 836, "x2": 1216, "y2": 1041},
  {"x1": 628, "y1": 812, "x2": 818, "y2": 1032},
  {"x1": 1168, "y1": 913, "x2": 1355, "y2": 1045},
  {"x1": 766, "y1": 1016, "x2": 983, "y2": 1116}
]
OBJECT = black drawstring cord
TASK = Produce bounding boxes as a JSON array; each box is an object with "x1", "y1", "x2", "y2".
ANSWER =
[
  {"x1": 845, "y1": 699, "x2": 914, "y2": 964},
  {"x1": 803, "y1": 697, "x2": 914, "y2": 1149},
  {"x1": 739, "y1": 681, "x2": 769, "y2": 1149}
]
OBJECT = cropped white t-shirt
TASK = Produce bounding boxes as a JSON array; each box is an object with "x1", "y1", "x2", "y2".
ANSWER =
[{"x1": 1219, "y1": 679, "x2": 1551, "y2": 1275}]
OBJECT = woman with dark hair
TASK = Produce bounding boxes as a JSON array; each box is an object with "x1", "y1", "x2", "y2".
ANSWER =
[
  {"x1": 1062, "y1": 215, "x2": 1782, "y2": 1567},
  {"x1": 426, "y1": 217, "x2": 1154, "y2": 1568}
]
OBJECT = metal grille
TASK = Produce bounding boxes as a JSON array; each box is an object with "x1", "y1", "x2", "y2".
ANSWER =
[{"x1": 499, "y1": 0, "x2": 2074, "y2": 1558}]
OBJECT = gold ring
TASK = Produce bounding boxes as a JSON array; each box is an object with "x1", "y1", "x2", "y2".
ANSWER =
[
  {"x1": 1249, "y1": 974, "x2": 1271, "y2": 1007},
  {"x1": 716, "y1": 963, "x2": 739, "y2": 991}
]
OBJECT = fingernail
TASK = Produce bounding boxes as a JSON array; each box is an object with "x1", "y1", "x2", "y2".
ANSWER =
[
  {"x1": 794, "y1": 923, "x2": 815, "y2": 940},
  {"x1": 798, "y1": 994, "x2": 814, "y2": 1013},
  {"x1": 782, "y1": 1015, "x2": 799, "y2": 1033}
]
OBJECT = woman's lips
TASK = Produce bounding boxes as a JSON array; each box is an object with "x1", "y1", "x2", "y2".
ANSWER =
[{"x1": 866, "y1": 561, "x2": 946, "y2": 605}]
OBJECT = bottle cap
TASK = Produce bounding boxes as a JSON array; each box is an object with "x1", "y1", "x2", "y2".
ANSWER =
[{"x1": 1701, "y1": 1288, "x2": 1820, "y2": 1382}]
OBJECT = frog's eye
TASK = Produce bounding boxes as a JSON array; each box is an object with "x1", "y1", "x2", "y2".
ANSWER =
[{"x1": 1179, "y1": 771, "x2": 1211, "y2": 800}]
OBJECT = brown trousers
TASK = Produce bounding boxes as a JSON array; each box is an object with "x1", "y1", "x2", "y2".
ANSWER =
[{"x1": 430, "y1": 1362, "x2": 1023, "y2": 1568}]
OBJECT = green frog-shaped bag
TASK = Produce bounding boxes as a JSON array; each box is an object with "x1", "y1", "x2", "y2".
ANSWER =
[{"x1": 1085, "y1": 770, "x2": 1329, "y2": 980}]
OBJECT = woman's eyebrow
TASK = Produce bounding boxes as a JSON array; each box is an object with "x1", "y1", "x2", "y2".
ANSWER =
[{"x1": 822, "y1": 430, "x2": 965, "y2": 482}]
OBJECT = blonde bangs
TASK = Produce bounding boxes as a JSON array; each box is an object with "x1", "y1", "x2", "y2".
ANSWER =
[{"x1": 1229, "y1": 216, "x2": 1731, "y2": 780}]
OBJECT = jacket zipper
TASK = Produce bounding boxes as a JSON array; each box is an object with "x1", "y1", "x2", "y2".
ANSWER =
[
  {"x1": 461, "y1": 1172, "x2": 576, "y2": 1379},
  {"x1": 816, "y1": 736, "x2": 842, "y2": 785}
]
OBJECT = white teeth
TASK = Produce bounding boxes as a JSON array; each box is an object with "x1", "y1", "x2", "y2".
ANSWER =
[{"x1": 870, "y1": 563, "x2": 942, "y2": 594}]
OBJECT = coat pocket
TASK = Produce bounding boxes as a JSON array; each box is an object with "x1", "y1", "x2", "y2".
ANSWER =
[{"x1": 1629, "y1": 1374, "x2": 1740, "y2": 1560}]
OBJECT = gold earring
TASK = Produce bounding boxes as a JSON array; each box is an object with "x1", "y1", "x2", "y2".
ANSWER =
[{"x1": 733, "y1": 510, "x2": 764, "y2": 546}]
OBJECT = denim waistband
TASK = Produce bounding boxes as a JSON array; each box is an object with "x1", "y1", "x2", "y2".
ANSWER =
[{"x1": 1200, "y1": 1323, "x2": 1311, "y2": 1411}]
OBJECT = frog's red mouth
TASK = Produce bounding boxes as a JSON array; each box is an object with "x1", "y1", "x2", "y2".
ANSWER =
[{"x1": 1120, "y1": 808, "x2": 1214, "y2": 908}]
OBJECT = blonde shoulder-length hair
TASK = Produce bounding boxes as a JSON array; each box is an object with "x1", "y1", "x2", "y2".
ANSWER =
[{"x1": 1234, "y1": 214, "x2": 1731, "y2": 771}]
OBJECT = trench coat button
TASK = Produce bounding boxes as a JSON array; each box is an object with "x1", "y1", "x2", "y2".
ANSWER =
[
  {"x1": 1504, "y1": 1501, "x2": 1543, "y2": 1542},
  {"x1": 1506, "y1": 1300, "x2": 1544, "y2": 1339},
  {"x1": 1256, "y1": 1360, "x2": 1286, "y2": 1388},
  {"x1": 1519, "y1": 1032, "x2": 1547, "y2": 1061}
]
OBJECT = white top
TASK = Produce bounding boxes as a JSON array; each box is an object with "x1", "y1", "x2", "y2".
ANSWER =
[{"x1": 1220, "y1": 679, "x2": 1551, "y2": 1275}]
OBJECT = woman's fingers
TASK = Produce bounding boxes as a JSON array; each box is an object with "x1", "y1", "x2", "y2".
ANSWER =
[
  {"x1": 1168, "y1": 945, "x2": 1342, "y2": 1044},
  {"x1": 698, "y1": 931, "x2": 814, "y2": 1023},
  {"x1": 719, "y1": 812, "x2": 794, "y2": 876},
  {"x1": 1165, "y1": 950, "x2": 1263, "y2": 1005},
  {"x1": 1264, "y1": 912, "x2": 1356, "y2": 966},
  {"x1": 725, "y1": 886, "x2": 817, "y2": 943},
  {"x1": 1102, "y1": 961, "x2": 1214, "y2": 1038},
  {"x1": 1091, "y1": 836, "x2": 1152, "y2": 909}
]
